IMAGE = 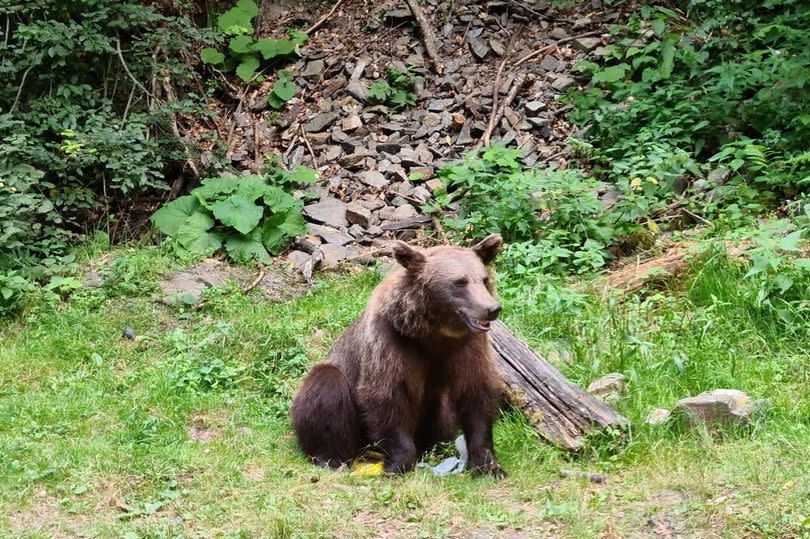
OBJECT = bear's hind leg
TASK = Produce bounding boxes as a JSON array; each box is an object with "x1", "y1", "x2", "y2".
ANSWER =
[{"x1": 291, "y1": 364, "x2": 361, "y2": 468}]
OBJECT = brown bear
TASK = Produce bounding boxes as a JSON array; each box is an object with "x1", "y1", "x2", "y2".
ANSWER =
[{"x1": 290, "y1": 234, "x2": 506, "y2": 478}]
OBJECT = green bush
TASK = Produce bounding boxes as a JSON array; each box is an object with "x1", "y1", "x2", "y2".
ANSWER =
[
  {"x1": 0, "y1": 0, "x2": 214, "y2": 274},
  {"x1": 567, "y1": 0, "x2": 810, "y2": 206},
  {"x1": 151, "y1": 169, "x2": 314, "y2": 264},
  {"x1": 437, "y1": 145, "x2": 622, "y2": 275}
]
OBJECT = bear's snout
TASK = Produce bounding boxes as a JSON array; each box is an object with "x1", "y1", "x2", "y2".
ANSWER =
[{"x1": 485, "y1": 304, "x2": 502, "y2": 320}]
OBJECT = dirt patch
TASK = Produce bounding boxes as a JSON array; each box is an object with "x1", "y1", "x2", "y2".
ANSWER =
[
  {"x1": 158, "y1": 257, "x2": 308, "y2": 305},
  {"x1": 242, "y1": 464, "x2": 267, "y2": 482},
  {"x1": 351, "y1": 509, "x2": 422, "y2": 539},
  {"x1": 6, "y1": 490, "x2": 116, "y2": 538},
  {"x1": 186, "y1": 410, "x2": 229, "y2": 443}
]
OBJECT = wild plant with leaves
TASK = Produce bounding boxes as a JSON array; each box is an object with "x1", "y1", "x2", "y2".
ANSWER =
[{"x1": 151, "y1": 168, "x2": 315, "y2": 264}]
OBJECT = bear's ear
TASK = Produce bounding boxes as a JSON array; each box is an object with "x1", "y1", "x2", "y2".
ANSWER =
[
  {"x1": 471, "y1": 234, "x2": 502, "y2": 265},
  {"x1": 392, "y1": 241, "x2": 426, "y2": 271}
]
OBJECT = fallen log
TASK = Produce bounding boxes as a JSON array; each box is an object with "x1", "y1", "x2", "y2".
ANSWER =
[{"x1": 490, "y1": 320, "x2": 628, "y2": 450}]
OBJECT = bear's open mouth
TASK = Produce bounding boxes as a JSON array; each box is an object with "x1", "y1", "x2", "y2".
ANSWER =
[{"x1": 462, "y1": 313, "x2": 492, "y2": 332}]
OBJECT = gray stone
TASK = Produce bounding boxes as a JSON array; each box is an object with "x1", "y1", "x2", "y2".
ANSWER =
[
  {"x1": 287, "y1": 250, "x2": 314, "y2": 281},
  {"x1": 550, "y1": 28, "x2": 569, "y2": 40},
  {"x1": 367, "y1": 225, "x2": 383, "y2": 237},
  {"x1": 675, "y1": 389, "x2": 764, "y2": 428},
  {"x1": 587, "y1": 373, "x2": 626, "y2": 402},
  {"x1": 348, "y1": 224, "x2": 366, "y2": 238},
  {"x1": 302, "y1": 198, "x2": 348, "y2": 227},
  {"x1": 525, "y1": 100, "x2": 546, "y2": 113},
  {"x1": 359, "y1": 197, "x2": 386, "y2": 212},
  {"x1": 573, "y1": 37, "x2": 601, "y2": 52},
  {"x1": 306, "y1": 223, "x2": 353, "y2": 246},
  {"x1": 551, "y1": 76, "x2": 576, "y2": 92},
  {"x1": 390, "y1": 196, "x2": 408, "y2": 207},
  {"x1": 645, "y1": 408, "x2": 672, "y2": 425},
  {"x1": 708, "y1": 168, "x2": 731, "y2": 184},
  {"x1": 411, "y1": 186, "x2": 432, "y2": 203},
  {"x1": 379, "y1": 205, "x2": 396, "y2": 220},
  {"x1": 346, "y1": 202, "x2": 373, "y2": 228},
  {"x1": 304, "y1": 112, "x2": 339, "y2": 133},
  {"x1": 302, "y1": 59, "x2": 325, "y2": 78},
  {"x1": 468, "y1": 38, "x2": 490, "y2": 60},
  {"x1": 392, "y1": 204, "x2": 418, "y2": 221},
  {"x1": 540, "y1": 55, "x2": 560, "y2": 72},
  {"x1": 490, "y1": 38, "x2": 505, "y2": 56},
  {"x1": 345, "y1": 80, "x2": 369, "y2": 103},
  {"x1": 341, "y1": 115, "x2": 362, "y2": 132},
  {"x1": 425, "y1": 178, "x2": 444, "y2": 192},
  {"x1": 427, "y1": 98, "x2": 454, "y2": 111},
  {"x1": 319, "y1": 243, "x2": 348, "y2": 268},
  {"x1": 357, "y1": 170, "x2": 388, "y2": 188}
]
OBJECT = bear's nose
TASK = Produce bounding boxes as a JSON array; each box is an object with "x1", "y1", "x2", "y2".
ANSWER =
[{"x1": 486, "y1": 304, "x2": 502, "y2": 320}]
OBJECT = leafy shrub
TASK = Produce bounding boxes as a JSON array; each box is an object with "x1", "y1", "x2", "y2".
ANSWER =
[
  {"x1": 567, "y1": 0, "x2": 810, "y2": 206},
  {"x1": 0, "y1": 1, "x2": 213, "y2": 274},
  {"x1": 369, "y1": 66, "x2": 422, "y2": 111},
  {"x1": 199, "y1": 0, "x2": 307, "y2": 108},
  {"x1": 438, "y1": 145, "x2": 622, "y2": 274},
  {"x1": 151, "y1": 169, "x2": 314, "y2": 264}
]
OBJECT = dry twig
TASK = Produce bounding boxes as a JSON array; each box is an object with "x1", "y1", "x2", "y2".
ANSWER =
[
  {"x1": 307, "y1": 0, "x2": 348, "y2": 35},
  {"x1": 515, "y1": 30, "x2": 603, "y2": 66},
  {"x1": 480, "y1": 72, "x2": 526, "y2": 147},
  {"x1": 404, "y1": 0, "x2": 444, "y2": 74}
]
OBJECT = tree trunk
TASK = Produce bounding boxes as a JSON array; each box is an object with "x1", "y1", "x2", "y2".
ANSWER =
[{"x1": 491, "y1": 320, "x2": 628, "y2": 450}]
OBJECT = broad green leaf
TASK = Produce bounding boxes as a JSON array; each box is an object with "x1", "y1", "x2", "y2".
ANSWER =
[
  {"x1": 212, "y1": 194, "x2": 264, "y2": 234},
  {"x1": 777, "y1": 230, "x2": 802, "y2": 251},
  {"x1": 651, "y1": 19, "x2": 665, "y2": 36},
  {"x1": 273, "y1": 77, "x2": 296, "y2": 102},
  {"x1": 288, "y1": 28, "x2": 308, "y2": 46},
  {"x1": 151, "y1": 196, "x2": 203, "y2": 236},
  {"x1": 234, "y1": 175, "x2": 270, "y2": 201},
  {"x1": 261, "y1": 208, "x2": 306, "y2": 254},
  {"x1": 200, "y1": 48, "x2": 225, "y2": 65},
  {"x1": 229, "y1": 35, "x2": 254, "y2": 55},
  {"x1": 192, "y1": 177, "x2": 239, "y2": 207},
  {"x1": 176, "y1": 213, "x2": 222, "y2": 256},
  {"x1": 236, "y1": 56, "x2": 260, "y2": 82},
  {"x1": 217, "y1": 9, "x2": 253, "y2": 35},
  {"x1": 592, "y1": 63, "x2": 629, "y2": 84},
  {"x1": 659, "y1": 39, "x2": 675, "y2": 79},
  {"x1": 290, "y1": 165, "x2": 317, "y2": 184},
  {"x1": 262, "y1": 186, "x2": 297, "y2": 212},
  {"x1": 267, "y1": 92, "x2": 286, "y2": 109},
  {"x1": 235, "y1": 0, "x2": 258, "y2": 17},
  {"x1": 252, "y1": 38, "x2": 296, "y2": 60},
  {"x1": 226, "y1": 229, "x2": 272, "y2": 264}
]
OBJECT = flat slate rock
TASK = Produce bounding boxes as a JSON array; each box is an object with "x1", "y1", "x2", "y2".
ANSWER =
[{"x1": 302, "y1": 198, "x2": 348, "y2": 227}]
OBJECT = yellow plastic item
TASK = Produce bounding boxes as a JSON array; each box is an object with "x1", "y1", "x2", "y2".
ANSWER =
[{"x1": 349, "y1": 461, "x2": 385, "y2": 477}]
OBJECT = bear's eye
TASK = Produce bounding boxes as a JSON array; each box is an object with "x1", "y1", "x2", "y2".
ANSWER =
[{"x1": 454, "y1": 278, "x2": 468, "y2": 288}]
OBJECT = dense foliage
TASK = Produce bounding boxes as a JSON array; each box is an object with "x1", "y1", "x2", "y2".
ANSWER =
[
  {"x1": 151, "y1": 169, "x2": 314, "y2": 264},
  {"x1": 0, "y1": 0, "x2": 213, "y2": 277},
  {"x1": 568, "y1": 0, "x2": 810, "y2": 215}
]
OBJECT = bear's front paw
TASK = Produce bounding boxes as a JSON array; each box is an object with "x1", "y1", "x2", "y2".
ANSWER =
[{"x1": 469, "y1": 462, "x2": 507, "y2": 480}]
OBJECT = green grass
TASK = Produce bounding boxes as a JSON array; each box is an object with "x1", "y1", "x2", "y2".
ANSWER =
[{"x1": 1, "y1": 246, "x2": 810, "y2": 538}]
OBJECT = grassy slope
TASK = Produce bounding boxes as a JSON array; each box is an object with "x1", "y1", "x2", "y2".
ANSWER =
[{"x1": 1, "y1": 246, "x2": 809, "y2": 538}]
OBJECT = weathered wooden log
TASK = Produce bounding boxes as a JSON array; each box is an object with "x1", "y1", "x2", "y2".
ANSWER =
[{"x1": 490, "y1": 320, "x2": 628, "y2": 450}]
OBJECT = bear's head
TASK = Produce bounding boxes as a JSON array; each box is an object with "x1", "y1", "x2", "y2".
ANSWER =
[{"x1": 391, "y1": 234, "x2": 503, "y2": 336}]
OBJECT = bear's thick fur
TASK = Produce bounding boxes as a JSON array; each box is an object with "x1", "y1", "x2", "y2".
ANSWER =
[{"x1": 291, "y1": 234, "x2": 506, "y2": 478}]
